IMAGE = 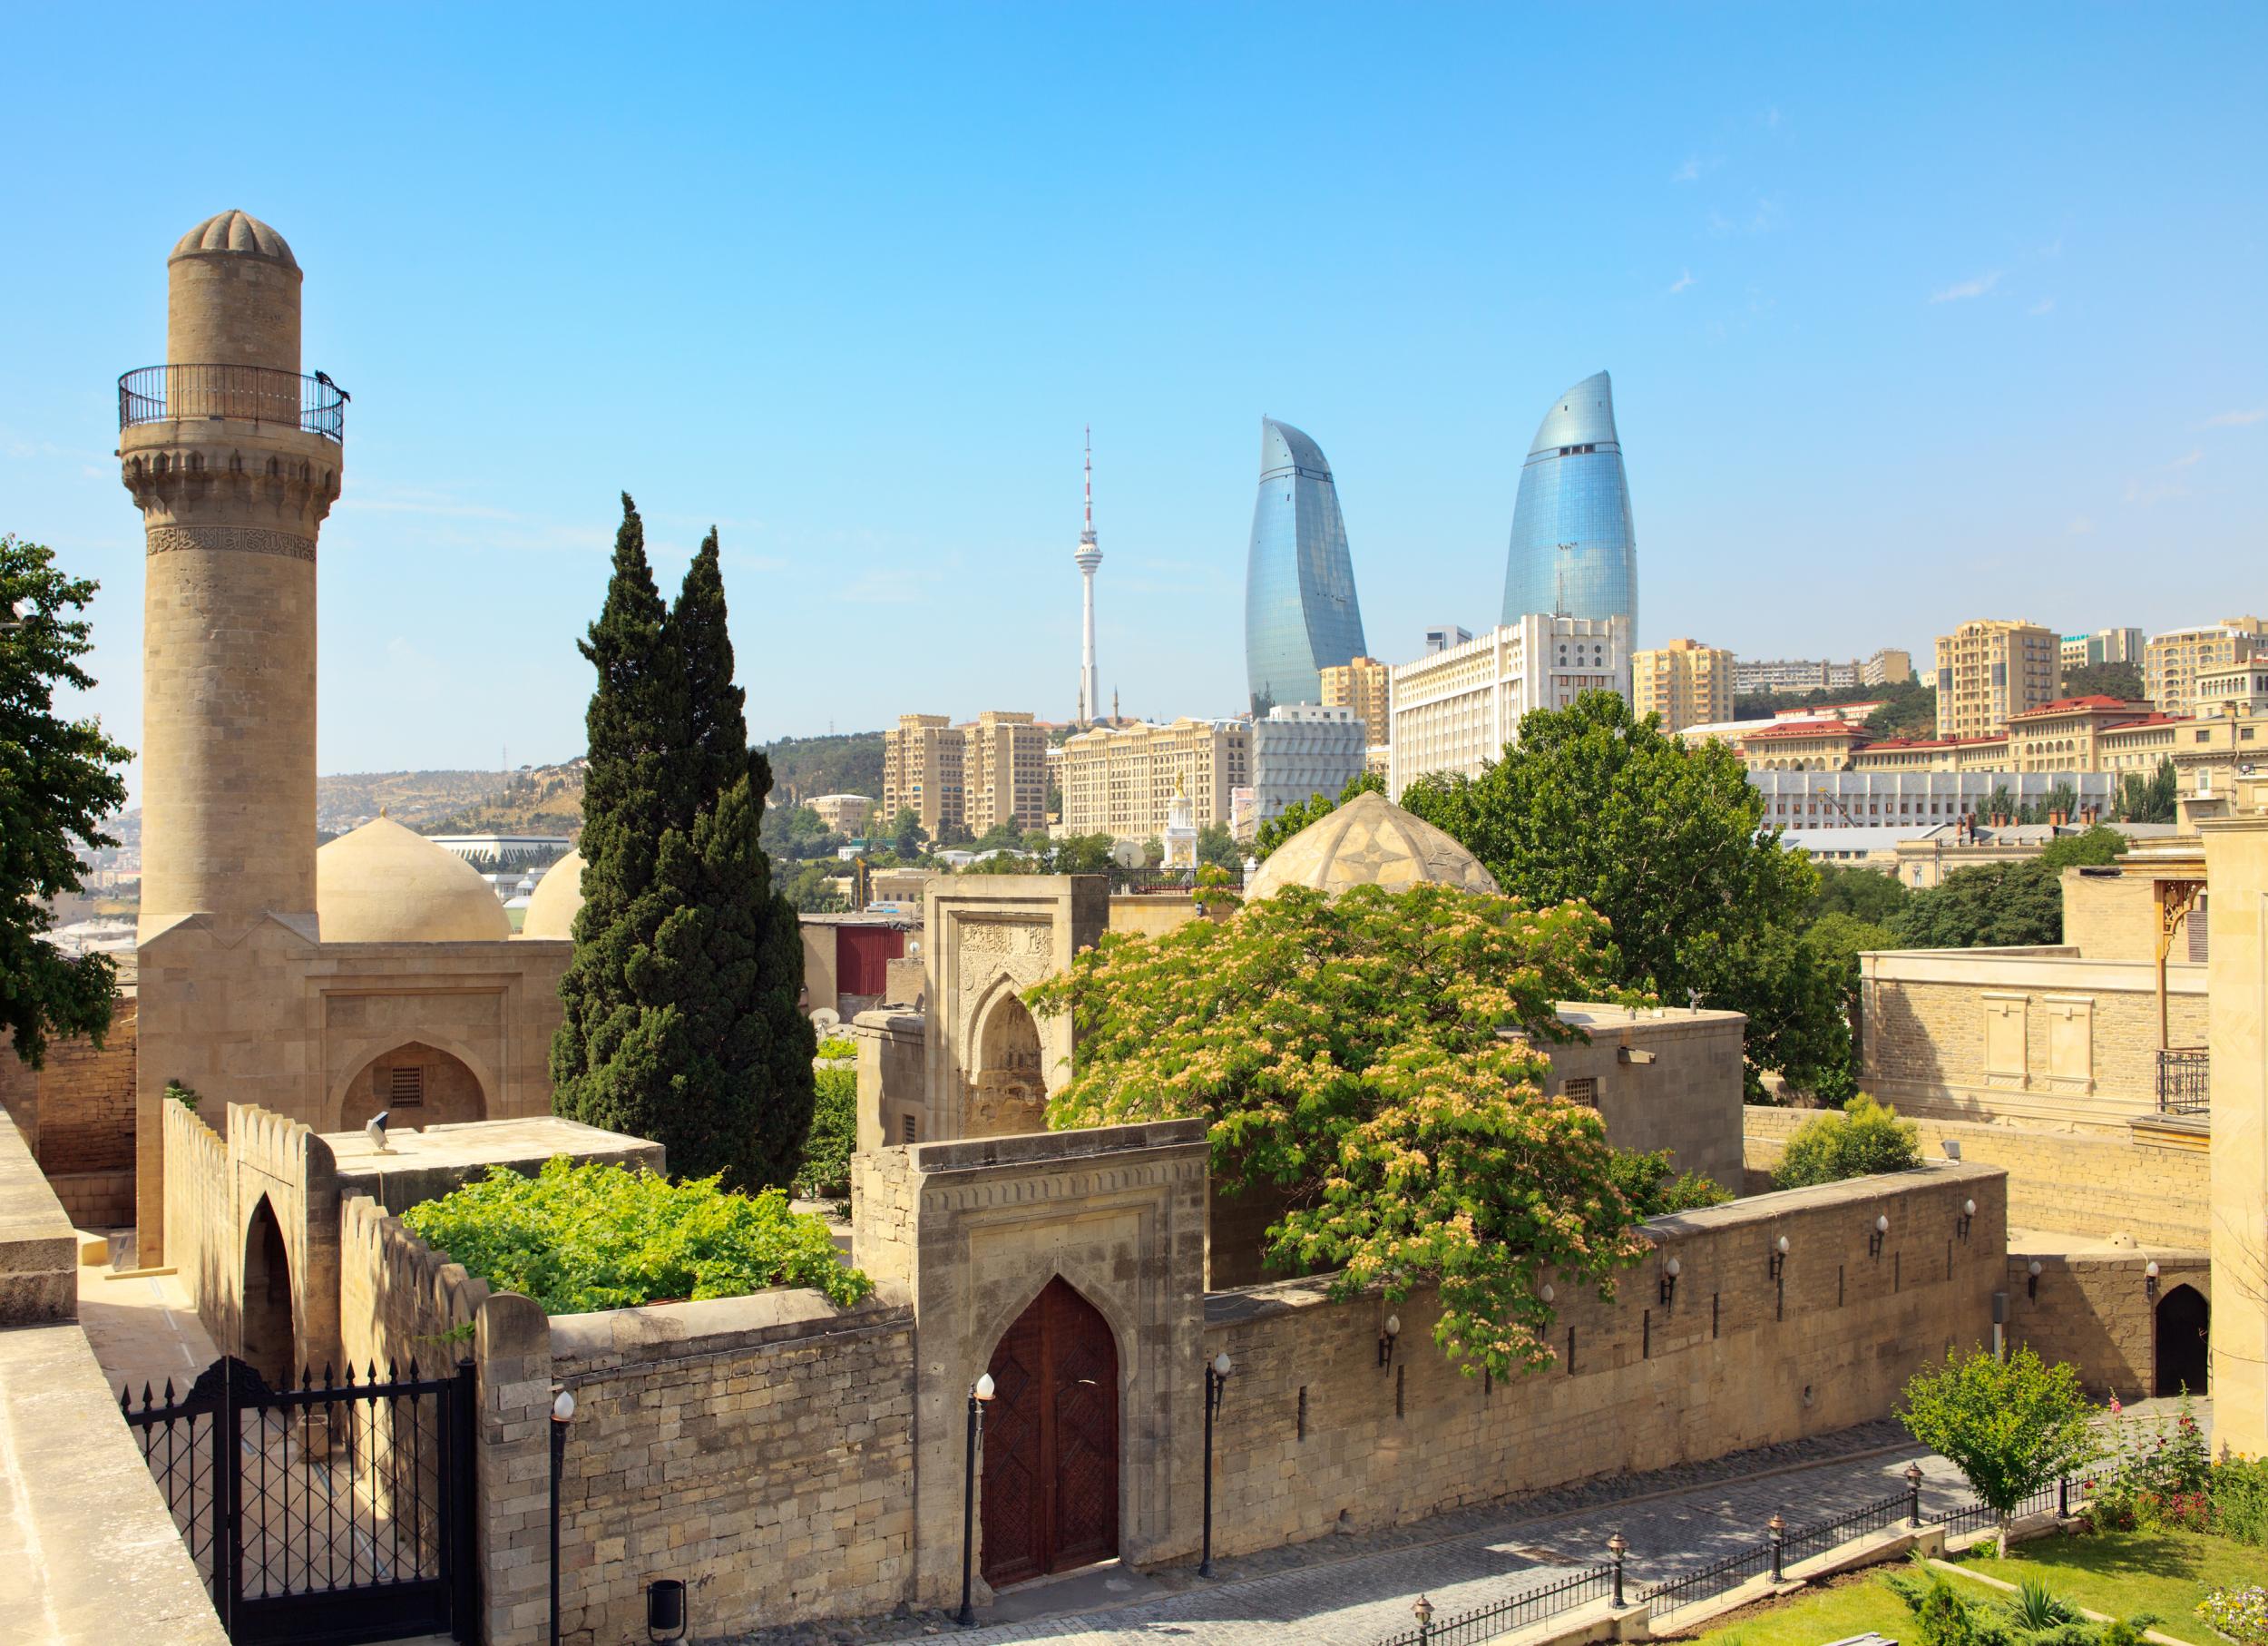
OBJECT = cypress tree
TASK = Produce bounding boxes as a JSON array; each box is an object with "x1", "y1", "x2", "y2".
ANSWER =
[
  {"x1": 552, "y1": 510, "x2": 815, "y2": 1190},
  {"x1": 551, "y1": 495, "x2": 693, "y2": 1135}
]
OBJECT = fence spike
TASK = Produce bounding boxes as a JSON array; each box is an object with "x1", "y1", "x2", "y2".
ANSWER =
[
  {"x1": 367, "y1": 1359, "x2": 380, "y2": 1386},
  {"x1": 406, "y1": 1356, "x2": 419, "y2": 1380},
  {"x1": 322, "y1": 1362, "x2": 335, "y2": 1387},
  {"x1": 386, "y1": 1357, "x2": 398, "y2": 1384}
]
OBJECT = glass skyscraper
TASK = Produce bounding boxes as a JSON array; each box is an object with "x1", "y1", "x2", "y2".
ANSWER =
[
  {"x1": 1246, "y1": 416, "x2": 1367, "y2": 713},
  {"x1": 1501, "y1": 370, "x2": 1637, "y2": 634}
]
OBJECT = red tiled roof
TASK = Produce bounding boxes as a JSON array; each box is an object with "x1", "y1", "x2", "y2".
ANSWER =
[
  {"x1": 1744, "y1": 720, "x2": 1872, "y2": 740},
  {"x1": 2010, "y1": 695, "x2": 2149, "y2": 719}
]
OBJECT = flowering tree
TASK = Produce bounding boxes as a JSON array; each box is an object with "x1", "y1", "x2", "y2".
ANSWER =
[{"x1": 1026, "y1": 881, "x2": 1697, "y2": 1381}]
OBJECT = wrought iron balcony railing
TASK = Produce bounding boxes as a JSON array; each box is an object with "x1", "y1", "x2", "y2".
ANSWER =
[
  {"x1": 2156, "y1": 1046, "x2": 2209, "y2": 1114},
  {"x1": 118, "y1": 365, "x2": 346, "y2": 443}
]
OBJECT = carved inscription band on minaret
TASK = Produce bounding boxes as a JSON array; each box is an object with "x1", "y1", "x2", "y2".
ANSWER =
[{"x1": 145, "y1": 524, "x2": 318, "y2": 561}]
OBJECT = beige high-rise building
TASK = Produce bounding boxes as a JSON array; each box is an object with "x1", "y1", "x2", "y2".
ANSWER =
[
  {"x1": 1933, "y1": 619, "x2": 2059, "y2": 739},
  {"x1": 1861, "y1": 647, "x2": 1913, "y2": 687},
  {"x1": 1060, "y1": 718, "x2": 1251, "y2": 840},
  {"x1": 883, "y1": 711, "x2": 1047, "y2": 839},
  {"x1": 2146, "y1": 617, "x2": 2268, "y2": 718},
  {"x1": 1318, "y1": 655, "x2": 1391, "y2": 747},
  {"x1": 1632, "y1": 638, "x2": 1734, "y2": 733}
]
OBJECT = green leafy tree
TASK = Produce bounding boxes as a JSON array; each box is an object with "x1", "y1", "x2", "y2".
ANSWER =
[
  {"x1": 792, "y1": 1067, "x2": 857, "y2": 1200},
  {"x1": 889, "y1": 807, "x2": 928, "y2": 859},
  {"x1": 1770, "y1": 1093, "x2": 1921, "y2": 1188},
  {"x1": 552, "y1": 505, "x2": 815, "y2": 1189},
  {"x1": 1899, "y1": 1345, "x2": 2099, "y2": 1553},
  {"x1": 402, "y1": 1156, "x2": 868, "y2": 1313},
  {"x1": 972, "y1": 819, "x2": 1025, "y2": 854},
  {"x1": 2060, "y1": 661, "x2": 2145, "y2": 703},
  {"x1": 2117, "y1": 757, "x2": 2178, "y2": 825},
  {"x1": 1892, "y1": 862, "x2": 2063, "y2": 949},
  {"x1": 1028, "y1": 881, "x2": 1672, "y2": 1380},
  {"x1": 1810, "y1": 861, "x2": 1911, "y2": 925},
  {"x1": 2038, "y1": 825, "x2": 2129, "y2": 872},
  {"x1": 1860, "y1": 680, "x2": 1939, "y2": 740},
  {"x1": 1254, "y1": 769, "x2": 1385, "y2": 859},
  {"x1": 1403, "y1": 691, "x2": 1847, "y2": 1094},
  {"x1": 934, "y1": 817, "x2": 974, "y2": 848},
  {"x1": 1195, "y1": 819, "x2": 1241, "y2": 870},
  {"x1": 0, "y1": 536, "x2": 131, "y2": 1065},
  {"x1": 1802, "y1": 912, "x2": 1900, "y2": 1097}
]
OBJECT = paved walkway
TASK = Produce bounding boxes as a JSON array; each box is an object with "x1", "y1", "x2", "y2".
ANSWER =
[{"x1": 736, "y1": 1399, "x2": 2204, "y2": 1646}]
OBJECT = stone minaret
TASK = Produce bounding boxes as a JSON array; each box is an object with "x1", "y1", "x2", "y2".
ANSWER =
[{"x1": 121, "y1": 211, "x2": 341, "y2": 939}]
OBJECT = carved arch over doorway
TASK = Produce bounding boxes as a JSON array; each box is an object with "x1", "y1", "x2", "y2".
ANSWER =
[
  {"x1": 967, "y1": 986, "x2": 1047, "y2": 1139},
  {"x1": 335, "y1": 1040, "x2": 489, "y2": 1134}
]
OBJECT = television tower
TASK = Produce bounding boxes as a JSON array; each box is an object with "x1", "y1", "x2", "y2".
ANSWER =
[{"x1": 1074, "y1": 427, "x2": 1103, "y2": 724}]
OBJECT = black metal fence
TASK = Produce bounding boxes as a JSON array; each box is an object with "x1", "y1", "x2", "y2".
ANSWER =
[
  {"x1": 2156, "y1": 1047, "x2": 2209, "y2": 1114},
  {"x1": 1372, "y1": 1462, "x2": 2126, "y2": 1643},
  {"x1": 118, "y1": 364, "x2": 347, "y2": 442},
  {"x1": 121, "y1": 1354, "x2": 474, "y2": 1643},
  {"x1": 1373, "y1": 1563, "x2": 1614, "y2": 1646}
]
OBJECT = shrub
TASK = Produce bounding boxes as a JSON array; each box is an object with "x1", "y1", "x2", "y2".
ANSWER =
[
  {"x1": 1900, "y1": 1346, "x2": 2098, "y2": 1553},
  {"x1": 1771, "y1": 1093, "x2": 1921, "y2": 1189},
  {"x1": 164, "y1": 1079, "x2": 200, "y2": 1113},
  {"x1": 793, "y1": 1067, "x2": 857, "y2": 1200},
  {"x1": 815, "y1": 1034, "x2": 855, "y2": 1060},
  {"x1": 401, "y1": 1156, "x2": 869, "y2": 1314},
  {"x1": 1608, "y1": 1149, "x2": 1734, "y2": 1216},
  {"x1": 2199, "y1": 1585, "x2": 2268, "y2": 1646},
  {"x1": 1887, "y1": 1556, "x2": 1988, "y2": 1646},
  {"x1": 2213, "y1": 1455, "x2": 2268, "y2": 1546},
  {"x1": 2094, "y1": 1394, "x2": 2214, "y2": 1532},
  {"x1": 2006, "y1": 1577, "x2": 2082, "y2": 1632}
]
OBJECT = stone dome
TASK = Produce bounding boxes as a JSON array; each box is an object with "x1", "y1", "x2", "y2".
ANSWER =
[
  {"x1": 1246, "y1": 791, "x2": 1499, "y2": 900},
  {"x1": 172, "y1": 210, "x2": 298, "y2": 268},
  {"x1": 519, "y1": 850, "x2": 585, "y2": 940},
  {"x1": 317, "y1": 817, "x2": 512, "y2": 942}
]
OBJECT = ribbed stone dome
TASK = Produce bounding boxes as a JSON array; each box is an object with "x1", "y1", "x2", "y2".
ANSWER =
[
  {"x1": 317, "y1": 817, "x2": 512, "y2": 942},
  {"x1": 171, "y1": 210, "x2": 298, "y2": 268},
  {"x1": 519, "y1": 850, "x2": 585, "y2": 940},
  {"x1": 1246, "y1": 791, "x2": 1498, "y2": 900}
]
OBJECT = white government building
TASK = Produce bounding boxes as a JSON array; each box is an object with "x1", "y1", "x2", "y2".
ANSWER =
[{"x1": 1387, "y1": 614, "x2": 1632, "y2": 799}]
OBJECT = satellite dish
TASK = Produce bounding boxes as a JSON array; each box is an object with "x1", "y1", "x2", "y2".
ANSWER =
[{"x1": 366, "y1": 1110, "x2": 393, "y2": 1154}]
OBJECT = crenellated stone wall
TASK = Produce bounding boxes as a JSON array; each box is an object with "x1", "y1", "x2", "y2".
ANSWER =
[{"x1": 337, "y1": 1192, "x2": 491, "y2": 1380}]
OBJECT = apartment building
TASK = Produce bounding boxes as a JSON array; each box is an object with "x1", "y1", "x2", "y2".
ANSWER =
[
  {"x1": 1860, "y1": 647, "x2": 1913, "y2": 687},
  {"x1": 1387, "y1": 614, "x2": 1631, "y2": 798},
  {"x1": 2145, "y1": 617, "x2": 2268, "y2": 717},
  {"x1": 1318, "y1": 654, "x2": 1392, "y2": 746},
  {"x1": 1251, "y1": 704, "x2": 1366, "y2": 823},
  {"x1": 882, "y1": 710, "x2": 1048, "y2": 838},
  {"x1": 1060, "y1": 717, "x2": 1252, "y2": 840},
  {"x1": 1933, "y1": 619, "x2": 2060, "y2": 738},
  {"x1": 1632, "y1": 638, "x2": 1735, "y2": 733},
  {"x1": 2059, "y1": 627, "x2": 2145, "y2": 677}
]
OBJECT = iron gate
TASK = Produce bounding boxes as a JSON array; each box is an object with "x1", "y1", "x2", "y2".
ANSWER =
[{"x1": 121, "y1": 1354, "x2": 475, "y2": 1644}]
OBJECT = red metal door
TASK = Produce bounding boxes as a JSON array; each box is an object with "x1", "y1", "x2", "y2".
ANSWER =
[{"x1": 981, "y1": 1278, "x2": 1119, "y2": 1587}]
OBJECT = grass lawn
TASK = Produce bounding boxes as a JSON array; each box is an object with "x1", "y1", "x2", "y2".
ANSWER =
[
  {"x1": 1674, "y1": 1566, "x2": 2009, "y2": 1645},
  {"x1": 1952, "y1": 1527, "x2": 2261, "y2": 1645}
]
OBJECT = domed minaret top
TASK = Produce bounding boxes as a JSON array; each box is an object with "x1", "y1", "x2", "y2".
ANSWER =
[{"x1": 171, "y1": 210, "x2": 298, "y2": 269}]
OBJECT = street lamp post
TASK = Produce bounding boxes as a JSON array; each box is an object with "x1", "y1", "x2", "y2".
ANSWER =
[
  {"x1": 550, "y1": 1389, "x2": 576, "y2": 1646},
  {"x1": 1199, "y1": 1352, "x2": 1233, "y2": 1577},
  {"x1": 956, "y1": 1373, "x2": 996, "y2": 1627}
]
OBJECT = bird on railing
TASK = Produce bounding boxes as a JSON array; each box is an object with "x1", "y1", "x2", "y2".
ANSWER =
[{"x1": 312, "y1": 369, "x2": 351, "y2": 404}]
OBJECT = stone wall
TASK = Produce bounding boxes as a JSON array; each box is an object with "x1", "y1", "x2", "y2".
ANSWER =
[
  {"x1": 1742, "y1": 1105, "x2": 2210, "y2": 1248},
  {"x1": 0, "y1": 995, "x2": 138, "y2": 1226},
  {"x1": 161, "y1": 1096, "x2": 229, "y2": 1328},
  {"x1": 1860, "y1": 948, "x2": 2207, "y2": 1132},
  {"x1": 0, "y1": 1105, "x2": 77, "y2": 1327},
  {"x1": 1198, "y1": 1163, "x2": 2008, "y2": 1555},
  {"x1": 337, "y1": 1192, "x2": 492, "y2": 1379},
  {"x1": 2004, "y1": 1246, "x2": 2211, "y2": 1402},
  {"x1": 853, "y1": 1007, "x2": 928, "y2": 1152},
  {"x1": 1540, "y1": 1005, "x2": 1747, "y2": 1189},
  {"x1": 544, "y1": 1289, "x2": 919, "y2": 1642}
]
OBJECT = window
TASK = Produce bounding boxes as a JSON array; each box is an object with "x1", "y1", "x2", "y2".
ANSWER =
[
  {"x1": 1561, "y1": 1075, "x2": 1598, "y2": 1105},
  {"x1": 900, "y1": 1113, "x2": 918, "y2": 1145},
  {"x1": 387, "y1": 1064, "x2": 425, "y2": 1107}
]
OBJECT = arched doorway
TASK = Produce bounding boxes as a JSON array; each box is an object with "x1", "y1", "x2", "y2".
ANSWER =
[
  {"x1": 968, "y1": 993, "x2": 1046, "y2": 1138},
  {"x1": 337, "y1": 1041, "x2": 487, "y2": 1134},
  {"x1": 2155, "y1": 1284, "x2": 2209, "y2": 1396},
  {"x1": 981, "y1": 1277, "x2": 1119, "y2": 1589},
  {"x1": 241, "y1": 1195, "x2": 296, "y2": 1386}
]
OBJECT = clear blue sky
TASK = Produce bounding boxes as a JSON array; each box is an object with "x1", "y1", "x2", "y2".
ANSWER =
[{"x1": 7, "y1": 5, "x2": 2263, "y2": 802}]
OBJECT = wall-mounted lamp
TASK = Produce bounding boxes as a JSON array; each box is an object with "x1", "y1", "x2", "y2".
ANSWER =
[
  {"x1": 551, "y1": 1390, "x2": 576, "y2": 1646},
  {"x1": 1957, "y1": 1199, "x2": 1976, "y2": 1242},
  {"x1": 2145, "y1": 1259, "x2": 2160, "y2": 1300},
  {"x1": 1618, "y1": 1046, "x2": 1657, "y2": 1066},
  {"x1": 1768, "y1": 1235, "x2": 1789, "y2": 1281},
  {"x1": 2027, "y1": 1259, "x2": 2043, "y2": 1301},
  {"x1": 1540, "y1": 1284, "x2": 1556, "y2": 1305},
  {"x1": 1199, "y1": 1352, "x2": 1233, "y2": 1577},
  {"x1": 646, "y1": 1578, "x2": 688, "y2": 1642},
  {"x1": 1659, "y1": 1256, "x2": 1681, "y2": 1308},
  {"x1": 1377, "y1": 1314, "x2": 1401, "y2": 1369},
  {"x1": 1870, "y1": 1214, "x2": 1890, "y2": 1259},
  {"x1": 956, "y1": 1373, "x2": 996, "y2": 1626}
]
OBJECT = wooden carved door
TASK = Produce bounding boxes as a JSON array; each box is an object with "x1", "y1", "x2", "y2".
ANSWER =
[{"x1": 981, "y1": 1277, "x2": 1119, "y2": 1587}]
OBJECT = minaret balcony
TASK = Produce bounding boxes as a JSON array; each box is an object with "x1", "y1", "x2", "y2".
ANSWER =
[{"x1": 118, "y1": 364, "x2": 346, "y2": 444}]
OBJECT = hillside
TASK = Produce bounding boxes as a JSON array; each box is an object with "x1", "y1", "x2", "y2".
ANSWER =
[{"x1": 762, "y1": 732, "x2": 885, "y2": 806}]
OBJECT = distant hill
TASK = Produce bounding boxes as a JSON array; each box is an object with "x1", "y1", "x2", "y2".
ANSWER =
[{"x1": 110, "y1": 737, "x2": 881, "y2": 853}]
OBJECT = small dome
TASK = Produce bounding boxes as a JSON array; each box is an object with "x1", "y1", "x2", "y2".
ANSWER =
[
  {"x1": 519, "y1": 850, "x2": 585, "y2": 940},
  {"x1": 171, "y1": 210, "x2": 298, "y2": 268},
  {"x1": 318, "y1": 818, "x2": 512, "y2": 942},
  {"x1": 1247, "y1": 791, "x2": 1499, "y2": 900}
]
